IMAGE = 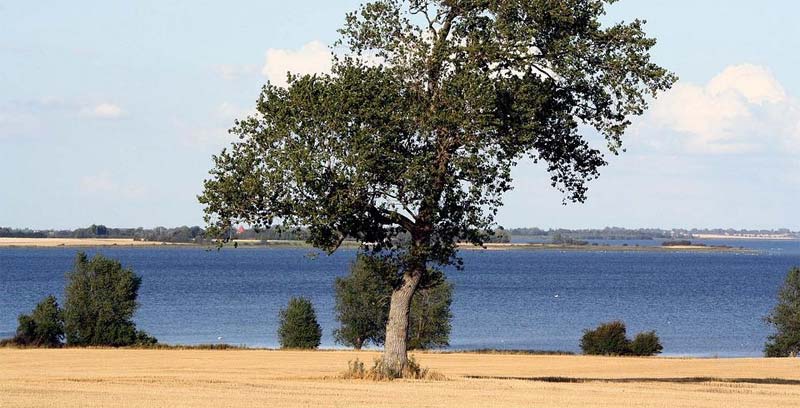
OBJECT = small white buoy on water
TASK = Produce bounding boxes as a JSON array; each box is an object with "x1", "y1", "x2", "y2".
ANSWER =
[{"x1": 554, "y1": 294, "x2": 559, "y2": 298}]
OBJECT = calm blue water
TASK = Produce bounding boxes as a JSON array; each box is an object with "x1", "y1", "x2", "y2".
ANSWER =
[{"x1": 1, "y1": 240, "x2": 799, "y2": 356}]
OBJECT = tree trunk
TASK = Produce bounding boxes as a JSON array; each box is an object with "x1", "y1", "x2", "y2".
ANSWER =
[{"x1": 382, "y1": 269, "x2": 422, "y2": 375}]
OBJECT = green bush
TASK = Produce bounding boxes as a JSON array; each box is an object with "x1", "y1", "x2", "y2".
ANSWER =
[
  {"x1": 630, "y1": 331, "x2": 663, "y2": 356},
  {"x1": 63, "y1": 252, "x2": 156, "y2": 346},
  {"x1": 333, "y1": 254, "x2": 452, "y2": 350},
  {"x1": 580, "y1": 321, "x2": 631, "y2": 355},
  {"x1": 13, "y1": 295, "x2": 64, "y2": 347},
  {"x1": 581, "y1": 321, "x2": 663, "y2": 356},
  {"x1": 765, "y1": 267, "x2": 800, "y2": 357},
  {"x1": 408, "y1": 280, "x2": 453, "y2": 350},
  {"x1": 278, "y1": 297, "x2": 322, "y2": 349},
  {"x1": 333, "y1": 255, "x2": 393, "y2": 349}
]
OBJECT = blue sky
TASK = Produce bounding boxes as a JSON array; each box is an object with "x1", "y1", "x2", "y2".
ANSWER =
[{"x1": 1, "y1": 1, "x2": 798, "y2": 230}]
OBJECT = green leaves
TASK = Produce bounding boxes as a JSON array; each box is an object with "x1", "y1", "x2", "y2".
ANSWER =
[
  {"x1": 765, "y1": 267, "x2": 800, "y2": 357},
  {"x1": 13, "y1": 295, "x2": 64, "y2": 348},
  {"x1": 333, "y1": 254, "x2": 452, "y2": 350},
  {"x1": 278, "y1": 297, "x2": 323, "y2": 349},
  {"x1": 200, "y1": 0, "x2": 675, "y2": 269},
  {"x1": 581, "y1": 320, "x2": 662, "y2": 356},
  {"x1": 63, "y1": 252, "x2": 153, "y2": 347}
]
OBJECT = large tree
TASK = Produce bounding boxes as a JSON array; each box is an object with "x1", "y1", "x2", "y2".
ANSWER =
[{"x1": 200, "y1": 0, "x2": 674, "y2": 374}]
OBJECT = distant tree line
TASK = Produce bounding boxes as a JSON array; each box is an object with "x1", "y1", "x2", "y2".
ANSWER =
[
  {"x1": 0, "y1": 225, "x2": 510, "y2": 244},
  {"x1": 509, "y1": 227, "x2": 799, "y2": 240},
  {"x1": 0, "y1": 225, "x2": 210, "y2": 242},
  {"x1": 511, "y1": 227, "x2": 687, "y2": 240}
]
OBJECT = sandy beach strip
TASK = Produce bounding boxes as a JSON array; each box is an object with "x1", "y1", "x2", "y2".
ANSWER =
[{"x1": 0, "y1": 238, "x2": 187, "y2": 247}]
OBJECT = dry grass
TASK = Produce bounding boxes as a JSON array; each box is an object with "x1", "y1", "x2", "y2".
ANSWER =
[
  {"x1": 340, "y1": 357, "x2": 448, "y2": 381},
  {"x1": 1, "y1": 349, "x2": 799, "y2": 407}
]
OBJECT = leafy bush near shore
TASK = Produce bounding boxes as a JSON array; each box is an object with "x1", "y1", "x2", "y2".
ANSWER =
[
  {"x1": 630, "y1": 331, "x2": 663, "y2": 356},
  {"x1": 581, "y1": 321, "x2": 630, "y2": 355},
  {"x1": 63, "y1": 252, "x2": 156, "y2": 347},
  {"x1": 581, "y1": 321, "x2": 662, "y2": 356},
  {"x1": 333, "y1": 255, "x2": 393, "y2": 349},
  {"x1": 408, "y1": 281, "x2": 453, "y2": 350},
  {"x1": 278, "y1": 297, "x2": 322, "y2": 349},
  {"x1": 12, "y1": 295, "x2": 64, "y2": 347},
  {"x1": 764, "y1": 267, "x2": 800, "y2": 357}
]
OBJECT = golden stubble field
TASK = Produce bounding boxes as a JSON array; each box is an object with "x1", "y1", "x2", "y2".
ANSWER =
[{"x1": 1, "y1": 349, "x2": 799, "y2": 407}]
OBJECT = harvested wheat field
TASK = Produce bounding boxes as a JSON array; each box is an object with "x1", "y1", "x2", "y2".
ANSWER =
[{"x1": 1, "y1": 349, "x2": 799, "y2": 407}]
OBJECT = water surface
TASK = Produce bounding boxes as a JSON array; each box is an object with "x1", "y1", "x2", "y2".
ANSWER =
[{"x1": 1, "y1": 239, "x2": 798, "y2": 356}]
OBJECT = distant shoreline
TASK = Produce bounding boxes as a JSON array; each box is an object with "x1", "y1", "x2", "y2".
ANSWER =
[
  {"x1": 0, "y1": 237, "x2": 753, "y2": 253},
  {"x1": 691, "y1": 234, "x2": 798, "y2": 240},
  {"x1": 0, "y1": 238, "x2": 192, "y2": 248},
  {"x1": 460, "y1": 242, "x2": 753, "y2": 253}
]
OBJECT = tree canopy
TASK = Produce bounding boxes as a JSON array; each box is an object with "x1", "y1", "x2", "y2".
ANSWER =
[{"x1": 200, "y1": 0, "x2": 675, "y2": 266}]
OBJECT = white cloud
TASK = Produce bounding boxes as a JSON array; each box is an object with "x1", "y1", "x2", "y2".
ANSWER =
[
  {"x1": 706, "y1": 65, "x2": 786, "y2": 105},
  {"x1": 82, "y1": 103, "x2": 124, "y2": 119},
  {"x1": 262, "y1": 41, "x2": 332, "y2": 88},
  {"x1": 643, "y1": 64, "x2": 800, "y2": 154}
]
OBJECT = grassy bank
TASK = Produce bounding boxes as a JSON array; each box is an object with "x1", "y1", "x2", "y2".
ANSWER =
[{"x1": 1, "y1": 349, "x2": 798, "y2": 407}]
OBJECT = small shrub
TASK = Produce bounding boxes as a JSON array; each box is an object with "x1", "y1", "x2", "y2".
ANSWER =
[
  {"x1": 581, "y1": 321, "x2": 664, "y2": 356},
  {"x1": 278, "y1": 297, "x2": 322, "y2": 349},
  {"x1": 13, "y1": 295, "x2": 64, "y2": 347},
  {"x1": 342, "y1": 357, "x2": 446, "y2": 381},
  {"x1": 630, "y1": 331, "x2": 663, "y2": 356},
  {"x1": 581, "y1": 321, "x2": 630, "y2": 355},
  {"x1": 341, "y1": 359, "x2": 367, "y2": 379}
]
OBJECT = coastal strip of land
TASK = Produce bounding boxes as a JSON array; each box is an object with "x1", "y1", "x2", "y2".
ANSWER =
[
  {"x1": 692, "y1": 233, "x2": 798, "y2": 240},
  {"x1": 0, "y1": 237, "x2": 190, "y2": 248},
  {"x1": 1, "y1": 349, "x2": 799, "y2": 407},
  {"x1": 0, "y1": 237, "x2": 753, "y2": 252}
]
